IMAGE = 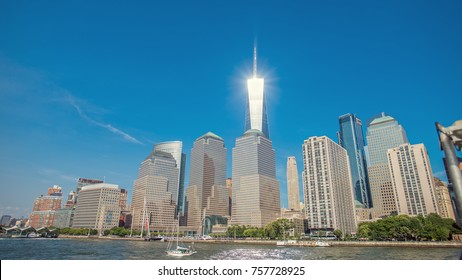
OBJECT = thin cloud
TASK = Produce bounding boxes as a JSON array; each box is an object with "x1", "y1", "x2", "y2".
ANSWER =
[{"x1": 64, "y1": 93, "x2": 143, "y2": 145}]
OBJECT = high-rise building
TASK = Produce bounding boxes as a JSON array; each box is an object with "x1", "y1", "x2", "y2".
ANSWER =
[
  {"x1": 29, "y1": 185, "x2": 63, "y2": 228},
  {"x1": 76, "y1": 178, "x2": 104, "y2": 197},
  {"x1": 72, "y1": 183, "x2": 122, "y2": 231},
  {"x1": 186, "y1": 132, "x2": 228, "y2": 231},
  {"x1": 302, "y1": 136, "x2": 357, "y2": 235},
  {"x1": 131, "y1": 150, "x2": 178, "y2": 231},
  {"x1": 286, "y1": 156, "x2": 301, "y2": 211},
  {"x1": 387, "y1": 143, "x2": 439, "y2": 216},
  {"x1": 434, "y1": 178, "x2": 456, "y2": 221},
  {"x1": 231, "y1": 48, "x2": 279, "y2": 227},
  {"x1": 152, "y1": 141, "x2": 186, "y2": 214},
  {"x1": 338, "y1": 113, "x2": 372, "y2": 208},
  {"x1": 366, "y1": 113, "x2": 408, "y2": 218},
  {"x1": 231, "y1": 129, "x2": 280, "y2": 227},
  {"x1": 245, "y1": 47, "x2": 269, "y2": 139}
]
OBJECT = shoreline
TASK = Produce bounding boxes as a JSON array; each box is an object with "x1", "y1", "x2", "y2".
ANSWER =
[{"x1": 56, "y1": 235, "x2": 462, "y2": 248}]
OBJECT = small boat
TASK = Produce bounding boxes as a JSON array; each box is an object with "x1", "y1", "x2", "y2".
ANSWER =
[
  {"x1": 167, "y1": 245, "x2": 196, "y2": 257},
  {"x1": 277, "y1": 239, "x2": 297, "y2": 246},
  {"x1": 166, "y1": 215, "x2": 196, "y2": 257},
  {"x1": 315, "y1": 240, "x2": 330, "y2": 247}
]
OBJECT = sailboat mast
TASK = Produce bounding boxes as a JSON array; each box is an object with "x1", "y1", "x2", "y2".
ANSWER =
[
  {"x1": 130, "y1": 207, "x2": 134, "y2": 237},
  {"x1": 140, "y1": 198, "x2": 146, "y2": 237}
]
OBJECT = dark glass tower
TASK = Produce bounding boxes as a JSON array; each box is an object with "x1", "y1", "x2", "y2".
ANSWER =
[{"x1": 338, "y1": 113, "x2": 372, "y2": 208}]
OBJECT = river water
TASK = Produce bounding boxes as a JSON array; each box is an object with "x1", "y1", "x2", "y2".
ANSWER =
[{"x1": 1, "y1": 238, "x2": 461, "y2": 260}]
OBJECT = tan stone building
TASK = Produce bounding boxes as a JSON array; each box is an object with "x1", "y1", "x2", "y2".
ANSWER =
[
  {"x1": 434, "y1": 178, "x2": 456, "y2": 220},
  {"x1": 302, "y1": 136, "x2": 357, "y2": 235},
  {"x1": 387, "y1": 143, "x2": 439, "y2": 216},
  {"x1": 73, "y1": 183, "x2": 122, "y2": 231}
]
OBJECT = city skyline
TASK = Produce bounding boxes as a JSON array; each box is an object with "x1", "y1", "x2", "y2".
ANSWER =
[{"x1": 1, "y1": 1, "x2": 461, "y2": 218}]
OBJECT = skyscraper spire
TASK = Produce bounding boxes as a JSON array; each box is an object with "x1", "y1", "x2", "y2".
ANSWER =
[{"x1": 253, "y1": 46, "x2": 257, "y2": 78}]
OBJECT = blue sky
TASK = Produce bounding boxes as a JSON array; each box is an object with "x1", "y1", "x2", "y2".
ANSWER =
[{"x1": 1, "y1": 1, "x2": 461, "y2": 219}]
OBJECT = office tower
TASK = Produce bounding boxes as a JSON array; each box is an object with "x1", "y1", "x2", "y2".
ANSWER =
[
  {"x1": 131, "y1": 150, "x2": 178, "y2": 231},
  {"x1": 29, "y1": 185, "x2": 63, "y2": 228},
  {"x1": 74, "y1": 178, "x2": 104, "y2": 205},
  {"x1": 186, "y1": 132, "x2": 228, "y2": 230},
  {"x1": 245, "y1": 47, "x2": 269, "y2": 138},
  {"x1": 434, "y1": 178, "x2": 457, "y2": 221},
  {"x1": 302, "y1": 136, "x2": 357, "y2": 235},
  {"x1": 185, "y1": 185, "x2": 201, "y2": 228},
  {"x1": 72, "y1": 183, "x2": 122, "y2": 231},
  {"x1": 226, "y1": 178, "x2": 232, "y2": 215},
  {"x1": 231, "y1": 129, "x2": 280, "y2": 227},
  {"x1": 366, "y1": 113, "x2": 408, "y2": 218},
  {"x1": 152, "y1": 141, "x2": 186, "y2": 214},
  {"x1": 387, "y1": 143, "x2": 439, "y2": 216},
  {"x1": 338, "y1": 113, "x2": 372, "y2": 208},
  {"x1": 287, "y1": 156, "x2": 301, "y2": 211},
  {"x1": 75, "y1": 178, "x2": 104, "y2": 195},
  {"x1": 119, "y1": 189, "x2": 128, "y2": 211}
]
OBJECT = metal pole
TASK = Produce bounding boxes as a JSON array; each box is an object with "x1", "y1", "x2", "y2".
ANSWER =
[{"x1": 438, "y1": 130, "x2": 462, "y2": 223}]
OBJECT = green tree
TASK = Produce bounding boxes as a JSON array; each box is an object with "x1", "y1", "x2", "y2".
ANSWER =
[{"x1": 333, "y1": 229, "x2": 343, "y2": 240}]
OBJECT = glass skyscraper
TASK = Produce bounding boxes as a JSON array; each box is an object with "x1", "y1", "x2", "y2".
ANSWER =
[
  {"x1": 245, "y1": 47, "x2": 270, "y2": 139},
  {"x1": 153, "y1": 141, "x2": 186, "y2": 215},
  {"x1": 132, "y1": 150, "x2": 178, "y2": 231},
  {"x1": 186, "y1": 132, "x2": 228, "y2": 230},
  {"x1": 338, "y1": 113, "x2": 372, "y2": 208},
  {"x1": 231, "y1": 129, "x2": 280, "y2": 227},
  {"x1": 231, "y1": 47, "x2": 279, "y2": 227},
  {"x1": 366, "y1": 113, "x2": 408, "y2": 218}
]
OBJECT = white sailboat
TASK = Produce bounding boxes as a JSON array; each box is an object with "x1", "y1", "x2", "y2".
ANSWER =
[
  {"x1": 166, "y1": 215, "x2": 196, "y2": 257},
  {"x1": 141, "y1": 198, "x2": 152, "y2": 241}
]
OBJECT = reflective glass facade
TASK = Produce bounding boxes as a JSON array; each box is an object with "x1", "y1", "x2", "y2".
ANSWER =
[
  {"x1": 231, "y1": 130, "x2": 280, "y2": 227},
  {"x1": 153, "y1": 141, "x2": 186, "y2": 214},
  {"x1": 366, "y1": 113, "x2": 408, "y2": 217},
  {"x1": 245, "y1": 78, "x2": 269, "y2": 138},
  {"x1": 338, "y1": 113, "x2": 372, "y2": 208}
]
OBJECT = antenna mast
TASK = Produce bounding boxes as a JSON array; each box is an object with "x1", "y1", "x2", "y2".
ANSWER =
[{"x1": 253, "y1": 47, "x2": 257, "y2": 78}]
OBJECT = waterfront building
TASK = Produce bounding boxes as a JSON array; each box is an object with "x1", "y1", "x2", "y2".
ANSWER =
[
  {"x1": 281, "y1": 209, "x2": 305, "y2": 236},
  {"x1": 302, "y1": 136, "x2": 357, "y2": 235},
  {"x1": 131, "y1": 150, "x2": 178, "y2": 231},
  {"x1": 0, "y1": 215, "x2": 12, "y2": 226},
  {"x1": 231, "y1": 129, "x2": 280, "y2": 227},
  {"x1": 338, "y1": 113, "x2": 372, "y2": 208},
  {"x1": 152, "y1": 141, "x2": 186, "y2": 214},
  {"x1": 366, "y1": 113, "x2": 408, "y2": 218},
  {"x1": 185, "y1": 185, "x2": 201, "y2": 229},
  {"x1": 245, "y1": 47, "x2": 269, "y2": 139},
  {"x1": 434, "y1": 178, "x2": 456, "y2": 221},
  {"x1": 287, "y1": 156, "x2": 301, "y2": 211},
  {"x1": 230, "y1": 48, "x2": 279, "y2": 227},
  {"x1": 54, "y1": 208, "x2": 73, "y2": 228},
  {"x1": 75, "y1": 178, "x2": 104, "y2": 198},
  {"x1": 29, "y1": 185, "x2": 63, "y2": 228},
  {"x1": 387, "y1": 143, "x2": 439, "y2": 216},
  {"x1": 186, "y1": 132, "x2": 228, "y2": 230},
  {"x1": 72, "y1": 183, "x2": 122, "y2": 231}
]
